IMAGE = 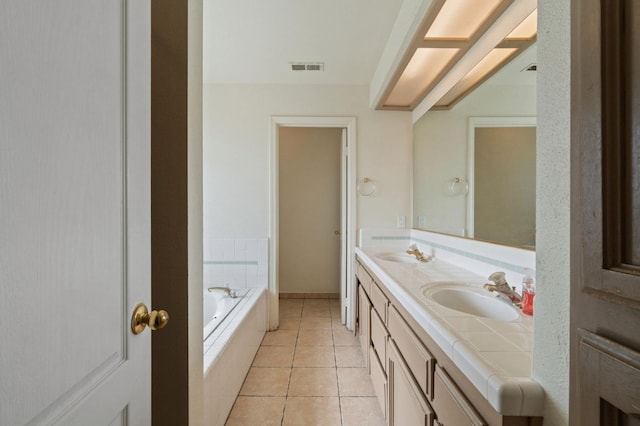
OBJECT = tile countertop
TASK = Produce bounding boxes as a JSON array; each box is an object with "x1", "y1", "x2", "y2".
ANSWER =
[{"x1": 355, "y1": 247, "x2": 544, "y2": 417}]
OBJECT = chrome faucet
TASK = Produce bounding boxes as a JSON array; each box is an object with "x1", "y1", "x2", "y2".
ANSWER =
[
  {"x1": 207, "y1": 286, "x2": 238, "y2": 298},
  {"x1": 406, "y1": 244, "x2": 431, "y2": 262},
  {"x1": 483, "y1": 272, "x2": 522, "y2": 306}
]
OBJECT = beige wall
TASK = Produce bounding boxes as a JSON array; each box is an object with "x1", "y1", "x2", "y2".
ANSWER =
[
  {"x1": 203, "y1": 84, "x2": 413, "y2": 242},
  {"x1": 474, "y1": 127, "x2": 536, "y2": 247},
  {"x1": 278, "y1": 127, "x2": 342, "y2": 295}
]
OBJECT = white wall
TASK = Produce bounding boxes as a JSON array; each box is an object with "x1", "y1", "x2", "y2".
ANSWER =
[
  {"x1": 203, "y1": 84, "x2": 413, "y2": 242},
  {"x1": 533, "y1": 0, "x2": 571, "y2": 424},
  {"x1": 413, "y1": 82, "x2": 536, "y2": 235}
]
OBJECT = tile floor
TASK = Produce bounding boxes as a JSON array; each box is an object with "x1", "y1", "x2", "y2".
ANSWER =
[{"x1": 225, "y1": 298, "x2": 386, "y2": 426}]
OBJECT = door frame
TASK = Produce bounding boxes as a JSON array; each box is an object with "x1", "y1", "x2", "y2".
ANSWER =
[
  {"x1": 466, "y1": 116, "x2": 536, "y2": 239},
  {"x1": 269, "y1": 116, "x2": 357, "y2": 331}
]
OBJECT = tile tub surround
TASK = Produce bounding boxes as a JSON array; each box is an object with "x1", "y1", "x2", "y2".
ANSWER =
[
  {"x1": 225, "y1": 298, "x2": 385, "y2": 426},
  {"x1": 356, "y1": 247, "x2": 544, "y2": 416},
  {"x1": 203, "y1": 238, "x2": 269, "y2": 290}
]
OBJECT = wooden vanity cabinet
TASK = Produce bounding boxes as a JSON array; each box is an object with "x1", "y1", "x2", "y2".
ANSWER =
[
  {"x1": 433, "y1": 365, "x2": 486, "y2": 426},
  {"x1": 357, "y1": 284, "x2": 371, "y2": 371},
  {"x1": 355, "y1": 258, "x2": 542, "y2": 426},
  {"x1": 388, "y1": 338, "x2": 434, "y2": 426}
]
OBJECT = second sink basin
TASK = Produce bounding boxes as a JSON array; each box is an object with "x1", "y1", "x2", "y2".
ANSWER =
[{"x1": 423, "y1": 283, "x2": 520, "y2": 321}]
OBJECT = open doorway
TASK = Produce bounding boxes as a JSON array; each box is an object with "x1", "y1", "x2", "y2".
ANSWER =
[
  {"x1": 279, "y1": 127, "x2": 342, "y2": 299},
  {"x1": 270, "y1": 116, "x2": 357, "y2": 332}
]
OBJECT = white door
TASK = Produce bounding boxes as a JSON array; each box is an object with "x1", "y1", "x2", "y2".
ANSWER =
[
  {"x1": 0, "y1": 1, "x2": 152, "y2": 424},
  {"x1": 340, "y1": 129, "x2": 348, "y2": 324}
]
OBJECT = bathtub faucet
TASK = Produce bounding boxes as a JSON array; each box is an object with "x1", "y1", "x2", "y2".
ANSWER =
[{"x1": 208, "y1": 286, "x2": 238, "y2": 298}]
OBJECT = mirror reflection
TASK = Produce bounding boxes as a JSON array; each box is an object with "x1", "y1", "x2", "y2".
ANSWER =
[{"x1": 413, "y1": 45, "x2": 537, "y2": 249}]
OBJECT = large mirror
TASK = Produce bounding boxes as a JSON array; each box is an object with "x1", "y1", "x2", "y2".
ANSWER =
[{"x1": 413, "y1": 45, "x2": 537, "y2": 249}]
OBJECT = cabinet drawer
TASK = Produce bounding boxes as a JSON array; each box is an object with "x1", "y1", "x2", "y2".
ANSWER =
[
  {"x1": 388, "y1": 306, "x2": 434, "y2": 400},
  {"x1": 370, "y1": 281, "x2": 388, "y2": 323},
  {"x1": 370, "y1": 308, "x2": 388, "y2": 371},
  {"x1": 369, "y1": 346, "x2": 387, "y2": 419},
  {"x1": 432, "y1": 365, "x2": 486, "y2": 426},
  {"x1": 356, "y1": 263, "x2": 372, "y2": 295},
  {"x1": 388, "y1": 339, "x2": 434, "y2": 426}
]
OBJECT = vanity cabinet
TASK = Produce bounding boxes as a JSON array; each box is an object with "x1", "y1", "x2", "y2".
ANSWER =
[
  {"x1": 388, "y1": 338, "x2": 435, "y2": 426},
  {"x1": 356, "y1": 264, "x2": 389, "y2": 418},
  {"x1": 355, "y1": 258, "x2": 541, "y2": 426}
]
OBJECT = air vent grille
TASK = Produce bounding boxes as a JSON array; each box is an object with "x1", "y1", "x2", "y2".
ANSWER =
[{"x1": 290, "y1": 62, "x2": 325, "y2": 72}]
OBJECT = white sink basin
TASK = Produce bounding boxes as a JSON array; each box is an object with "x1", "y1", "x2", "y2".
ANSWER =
[
  {"x1": 423, "y1": 283, "x2": 519, "y2": 321},
  {"x1": 376, "y1": 252, "x2": 420, "y2": 264}
]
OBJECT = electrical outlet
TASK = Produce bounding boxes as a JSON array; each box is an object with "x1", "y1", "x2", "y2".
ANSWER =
[
  {"x1": 418, "y1": 216, "x2": 427, "y2": 228},
  {"x1": 397, "y1": 215, "x2": 406, "y2": 228}
]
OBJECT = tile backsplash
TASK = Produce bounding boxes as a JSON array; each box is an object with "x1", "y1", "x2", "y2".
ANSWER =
[
  {"x1": 359, "y1": 228, "x2": 535, "y2": 287},
  {"x1": 203, "y1": 238, "x2": 269, "y2": 290}
]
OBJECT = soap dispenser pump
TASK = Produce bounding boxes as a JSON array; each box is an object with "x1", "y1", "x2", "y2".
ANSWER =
[{"x1": 521, "y1": 268, "x2": 535, "y2": 316}]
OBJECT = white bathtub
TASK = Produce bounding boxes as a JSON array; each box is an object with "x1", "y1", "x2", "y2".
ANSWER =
[
  {"x1": 203, "y1": 287, "x2": 267, "y2": 426},
  {"x1": 203, "y1": 288, "x2": 247, "y2": 341}
]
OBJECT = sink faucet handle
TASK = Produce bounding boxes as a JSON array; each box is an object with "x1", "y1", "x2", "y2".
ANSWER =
[{"x1": 488, "y1": 271, "x2": 507, "y2": 285}]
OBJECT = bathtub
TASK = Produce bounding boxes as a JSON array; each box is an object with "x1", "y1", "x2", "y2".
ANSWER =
[
  {"x1": 203, "y1": 287, "x2": 267, "y2": 426},
  {"x1": 203, "y1": 288, "x2": 247, "y2": 341}
]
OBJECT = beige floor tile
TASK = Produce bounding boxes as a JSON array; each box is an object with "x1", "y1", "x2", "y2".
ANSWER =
[
  {"x1": 261, "y1": 329, "x2": 298, "y2": 346},
  {"x1": 280, "y1": 306, "x2": 302, "y2": 319},
  {"x1": 225, "y1": 396, "x2": 285, "y2": 426},
  {"x1": 278, "y1": 317, "x2": 301, "y2": 330},
  {"x1": 303, "y1": 299, "x2": 330, "y2": 309},
  {"x1": 288, "y1": 367, "x2": 338, "y2": 396},
  {"x1": 293, "y1": 345, "x2": 336, "y2": 367},
  {"x1": 299, "y1": 316, "x2": 332, "y2": 329},
  {"x1": 335, "y1": 346, "x2": 365, "y2": 367},
  {"x1": 297, "y1": 329, "x2": 333, "y2": 346},
  {"x1": 332, "y1": 326, "x2": 359, "y2": 346},
  {"x1": 280, "y1": 299, "x2": 304, "y2": 308},
  {"x1": 239, "y1": 367, "x2": 291, "y2": 396},
  {"x1": 252, "y1": 345, "x2": 295, "y2": 367},
  {"x1": 337, "y1": 367, "x2": 376, "y2": 396},
  {"x1": 340, "y1": 397, "x2": 386, "y2": 426},
  {"x1": 282, "y1": 397, "x2": 341, "y2": 426},
  {"x1": 301, "y1": 308, "x2": 331, "y2": 319}
]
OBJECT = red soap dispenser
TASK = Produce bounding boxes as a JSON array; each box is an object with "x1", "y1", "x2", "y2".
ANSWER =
[{"x1": 521, "y1": 269, "x2": 535, "y2": 316}]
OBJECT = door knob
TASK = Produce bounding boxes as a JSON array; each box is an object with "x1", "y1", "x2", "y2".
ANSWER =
[
  {"x1": 131, "y1": 303, "x2": 169, "y2": 334},
  {"x1": 334, "y1": 230, "x2": 341, "y2": 235}
]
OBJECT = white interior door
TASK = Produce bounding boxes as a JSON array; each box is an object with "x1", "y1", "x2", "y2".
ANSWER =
[
  {"x1": 340, "y1": 129, "x2": 348, "y2": 324},
  {"x1": 0, "y1": 0, "x2": 152, "y2": 424}
]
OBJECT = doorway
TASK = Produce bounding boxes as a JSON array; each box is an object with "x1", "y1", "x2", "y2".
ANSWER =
[
  {"x1": 279, "y1": 127, "x2": 343, "y2": 298},
  {"x1": 270, "y1": 116, "x2": 357, "y2": 332}
]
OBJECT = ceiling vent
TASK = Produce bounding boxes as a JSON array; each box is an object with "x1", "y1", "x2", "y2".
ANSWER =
[
  {"x1": 522, "y1": 63, "x2": 537, "y2": 72},
  {"x1": 290, "y1": 62, "x2": 325, "y2": 72}
]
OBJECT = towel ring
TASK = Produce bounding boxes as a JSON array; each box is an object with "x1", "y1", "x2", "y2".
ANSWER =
[
  {"x1": 357, "y1": 177, "x2": 376, "y2": 196},
  {"x1": 449, "y1": 177, "x2": 469, "y2": 196}
]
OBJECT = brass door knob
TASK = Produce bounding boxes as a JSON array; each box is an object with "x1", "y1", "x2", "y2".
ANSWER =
[
  {"x1": 131, "y1": 303, "x2": 169, "y2": 335},
  {"x1": 334, "y1": 230, "x2": 341, "y2": 235}
]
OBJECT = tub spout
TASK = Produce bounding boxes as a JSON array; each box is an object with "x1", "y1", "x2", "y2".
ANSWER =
[{"x1": 208, "y1": 286, "x2": 238, "y2": 298}]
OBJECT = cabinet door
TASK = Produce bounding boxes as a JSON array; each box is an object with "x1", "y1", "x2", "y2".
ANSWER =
[
  {"x1": 370, "y1": 307, "x2": 388, "y2": 370},
  {"x1": 432, "y1": 366, "x2": 486, "y2": 426},
  {"x1": 358, "y1": 284, "x2": 371, "y2": 371},
  {"x1": 388, "y1": 306, "x2": 435, "y2": 399},
  {"x1": 388, "y1": 340, "x2": 434, "y2": 426},
  {"x1": 571, "y1": 0, "x2": 640, "y2": 422}
]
